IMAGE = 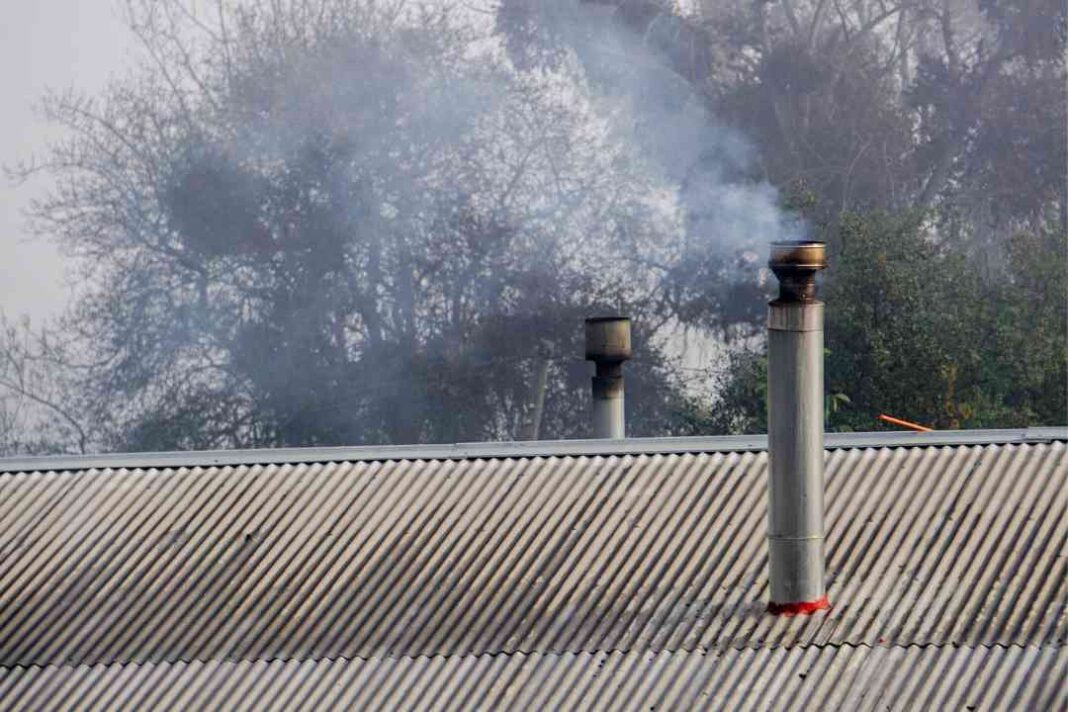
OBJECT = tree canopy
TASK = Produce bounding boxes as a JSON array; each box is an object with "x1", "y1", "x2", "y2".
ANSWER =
[{"x1": 1, "y1": 0, "x2": 1063, "y2": 454}]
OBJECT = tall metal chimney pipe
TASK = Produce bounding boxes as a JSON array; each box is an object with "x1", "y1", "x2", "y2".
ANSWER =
[
  {"x1": 766, "y1": 241, "x2": 831, "y2": 615},
  {"x1": 585, "y1": 316, "x2": 631, "y2": 439}
]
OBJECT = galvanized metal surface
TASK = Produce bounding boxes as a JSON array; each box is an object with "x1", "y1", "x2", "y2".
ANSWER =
[
  {"x1": 767, "y1": 300, "x2": 826, "y2": 606},
  {"x1": 586, "y1": 317, "x2": 630, "y2": 440},
  {"x1": 591, "y1": 377, "x2": 625, "y2": 440},
  {"x1": 1, "y1": 427, "x2": 1064, "y2": 474},
  {"x1": 0, "y1": 439, "x2": 1063, "y2": 674}
]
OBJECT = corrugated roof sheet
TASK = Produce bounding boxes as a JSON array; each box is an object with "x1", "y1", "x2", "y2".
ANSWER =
[
  {"x1": 0, "y1": 431, "x2": 1064, "y2": 709},
  {"x1": 0, "y1": 646, "x2": 1062, "y2": 711}
]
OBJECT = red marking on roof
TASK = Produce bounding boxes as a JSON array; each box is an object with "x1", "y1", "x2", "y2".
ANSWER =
[{"x1": 767, "y1": 595, "x2": 832, "y2": 616}]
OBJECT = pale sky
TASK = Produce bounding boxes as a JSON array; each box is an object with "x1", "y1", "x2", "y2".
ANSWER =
[{"x1": 0, "y1": 0, "x2": 133, "y2": 324}]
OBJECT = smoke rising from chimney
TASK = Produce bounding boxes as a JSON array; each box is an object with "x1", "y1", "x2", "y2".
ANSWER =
[
  {"x1": 4, "y1": 0, "x2": 808, "y2": 451},
  {"x1": 497, "y1": 1, "x2": 805, "y2": 255}
]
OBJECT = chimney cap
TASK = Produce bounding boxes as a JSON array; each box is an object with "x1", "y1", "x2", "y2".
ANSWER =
[
  {"x1": 769, "y1": 241, "x2": 827, "y2": 303},
  {"x1": 585, "y1": 316, "x2": 632, "y2": 362},
  {"x1": 769, "y1": 240, "x2": 827, "y2": 270}
]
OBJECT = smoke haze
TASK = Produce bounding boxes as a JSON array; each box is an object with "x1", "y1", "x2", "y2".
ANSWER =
[
  {"x1": 4, "y1": 0, "x2": 1059, "y2": 454},
  {"x1": 515, "y1": 0, "x2": 803, "y2": 251},
  {"x1": 0, "y1": 0, "x2": 800, "y2": 452}
]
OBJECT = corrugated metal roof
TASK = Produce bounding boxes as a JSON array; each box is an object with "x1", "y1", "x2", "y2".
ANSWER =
[
  {"x1": 0, "y1": 431, "x2": 1064, "y2": 709},
  {"x1": 0, "y1": 646, "x2": 1062, "y2": 711}
]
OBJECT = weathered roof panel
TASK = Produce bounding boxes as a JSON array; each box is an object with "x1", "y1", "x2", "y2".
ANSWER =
[
  {"x1": 0, "y1": 440, "x2": 1063, "y2": 670},
  {"x1": 0, "y1": 430, "x2": 1063, "y2": 709},
  {"x1": 0, "y1": 646, "x2": 1062, "y2": 711}
]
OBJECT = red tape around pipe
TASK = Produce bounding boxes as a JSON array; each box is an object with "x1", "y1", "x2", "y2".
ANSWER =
[{"x1": 767, "y1": 595, "x2": 832, "y2": 616}]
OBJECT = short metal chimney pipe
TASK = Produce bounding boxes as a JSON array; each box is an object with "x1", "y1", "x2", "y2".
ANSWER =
[
  {"x1": 766, "y1": 241, "x2": 831, "y2": 615},
  {"x1": 585, "y1": 316, "x2": 631, "y2": 439}
]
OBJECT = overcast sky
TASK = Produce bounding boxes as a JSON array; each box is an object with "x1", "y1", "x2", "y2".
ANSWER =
[{"x1": 0, "y1": 0, "x2": 133, "y2": 324}]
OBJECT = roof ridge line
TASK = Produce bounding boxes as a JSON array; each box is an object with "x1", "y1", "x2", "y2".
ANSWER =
[{"x1": 1, "y1": 428, "x2": 1064, "y2": 474}]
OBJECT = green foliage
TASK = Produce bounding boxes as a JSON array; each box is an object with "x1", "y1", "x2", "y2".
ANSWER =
[
  {"x1": 977, "y1": 228, "x2": 1068, "y2": 424},
  {"x1": 716, "y1": 212, "x2": 1067, "y2": 432},
  {"x1": 826, "y1": 213, "x2": 1066, "y2": 430},
  {"x1": 710, "y1": 349, "x2": 767, "y2": 434},
  {"x1": 826, "y1": 211, "x2": 980, "y2": 429}
]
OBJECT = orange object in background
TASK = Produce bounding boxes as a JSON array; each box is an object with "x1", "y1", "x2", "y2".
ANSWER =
[{"x1": 878, "y1": 414, "x2": 933, "y2": 432}]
